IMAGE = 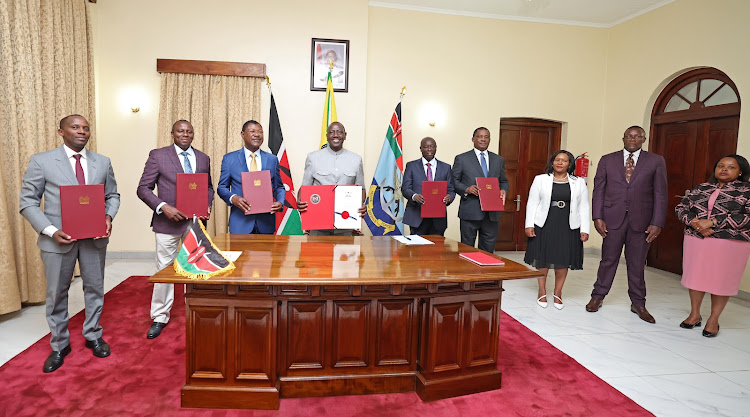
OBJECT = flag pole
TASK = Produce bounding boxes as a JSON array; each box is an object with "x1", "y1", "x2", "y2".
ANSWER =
[{"x1": 400, "y1": 86, "x2": 406, "y2": 100}]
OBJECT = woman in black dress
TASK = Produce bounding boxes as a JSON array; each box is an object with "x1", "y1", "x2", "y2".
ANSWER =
[{"x1": 524, "y1": 150, "x2": 590, "y2": 309}]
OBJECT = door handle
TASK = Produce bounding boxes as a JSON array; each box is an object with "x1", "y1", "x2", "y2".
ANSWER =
[
  {"x1": 674, "y1": 189, "x2": 690, "y2": 199},
  {"x1": 513, "y1": 195, "x2": 521, "y2": 211}
]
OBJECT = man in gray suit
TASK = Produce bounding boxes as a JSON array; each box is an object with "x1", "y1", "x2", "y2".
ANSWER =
[
  {"x1": 20, "y1": 115, "x2": 120, "y2": 373},
  {"x1": 452, "y1": 127, "x2": 509, "y2": 252}
]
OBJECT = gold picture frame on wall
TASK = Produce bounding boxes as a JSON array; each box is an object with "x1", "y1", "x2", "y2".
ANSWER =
[{"x1": 310, "y1": 38, "x2": 350, "y2": 93}]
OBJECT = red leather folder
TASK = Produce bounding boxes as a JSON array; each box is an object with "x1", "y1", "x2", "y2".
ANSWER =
[
  {"x1": 459, "y1": 252, "x2": 505, "y2": 266},
  {"x1": 421, "y1": 181, "x2": 448, "y2": 218},
  {"x1": 476, "y1": 177, "x2": 504, "y2": 211},
  {"x1": 299, "y1": 185, "x2": 335, "y2": 230},
  {"x1": 60, "y1": 184, "x2": 106, "y2": 239},
  {"x1": 176, "y1": 173, "x2": 209, "y2": 218},
  {"x1": 241, "y1": 171, "x2": 273, "y2": 215}
]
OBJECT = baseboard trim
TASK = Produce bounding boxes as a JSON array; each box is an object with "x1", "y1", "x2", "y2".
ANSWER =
[{"x1": 107, "y1": 251, "x2": 154, "y2": 260}]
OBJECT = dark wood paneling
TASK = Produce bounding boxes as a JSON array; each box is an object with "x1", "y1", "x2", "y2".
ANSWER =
[
  {"x1": 426, "y1": 302, "x2": 463, "y2": 373},
  {"x1": 190, "y1": 306, "x2": 228, "y2": 380},
  {"x1": 287, "y1": 302, "x2": 326, "y2": 370},
  {"x1": 466, "y1": 299, "x2": 499, "y2": 368},
  {"x1": 375, "y1": 300, "x2": 414, "y2": 366},
  {"x1": 235, "y1": 306, "x2": 275, "y2": 382},
  {"x1": 156, "y1": 59, "x2": 266, "y2": 77},
  {"x1": 331, "y1": 301, "x2": 370, "y2": 368}
]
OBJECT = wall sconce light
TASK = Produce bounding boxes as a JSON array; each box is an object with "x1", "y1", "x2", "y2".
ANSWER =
[
  {"x1": 420, "y1": 102, "x2": 445, "y2": 128},
  {"x1": 119, "y1": 86, "x2": 147, "y2": 115}
]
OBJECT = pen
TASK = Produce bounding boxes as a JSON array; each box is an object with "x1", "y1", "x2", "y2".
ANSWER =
[{"x1": 404, "y1": 236, "x2": 411, "y2": 241}]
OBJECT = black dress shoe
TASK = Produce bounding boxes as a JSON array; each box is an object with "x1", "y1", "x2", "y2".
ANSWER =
[
  {"x1": 630, "y1": 305, "x2": 656, "y2": 323},
  {"x1": 703, "y1": 324, "x2": 720, "y2": 338},
  {"x1": 147, "y1": 322, "x2": 167, "y2": 339},
  {"x1": 84, "y1": 338, "x2": 111, "y2": 358},
  {"x1": 43, "y1": 345, "x2": 71, "y2": 373},
  {"x1": 679, "y1": 316, "x2": 702, "y2": 329}
]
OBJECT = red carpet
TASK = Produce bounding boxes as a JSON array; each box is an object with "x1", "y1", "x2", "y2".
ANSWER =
[{"x1": 0, "y1": 276, "x2": 652, "y2": 417}]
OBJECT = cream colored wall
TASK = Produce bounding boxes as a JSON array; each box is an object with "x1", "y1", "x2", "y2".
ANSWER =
[
  {"x1": 365, "y1": 7, "x2": 608, "y2": 243},
  {"x1": 603, "y1": 0, "x2": 750, "y2": 291},
  {"x1": 91, "y1": 0, "x2": 369, "y2": 252}
]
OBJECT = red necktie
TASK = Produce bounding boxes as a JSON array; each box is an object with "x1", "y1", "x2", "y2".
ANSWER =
[
  {"x1": 426, "y1": 162, "x2": 433, "y2": 181},
  {"x1": 73, "y1": 154, "x2": 85, "y2": 185}
]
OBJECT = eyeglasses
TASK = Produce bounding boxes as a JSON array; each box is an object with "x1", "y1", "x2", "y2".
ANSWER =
[{"x1": 623, "y1": 135, "x2": 645, "y2": 140}]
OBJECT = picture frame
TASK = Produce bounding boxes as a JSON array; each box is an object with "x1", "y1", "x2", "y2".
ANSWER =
[{"x1": 310, "y1": 38, "x2": 349, "y2": 93}]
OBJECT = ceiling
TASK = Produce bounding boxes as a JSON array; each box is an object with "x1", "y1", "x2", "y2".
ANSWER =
[{"x1": 369, "y1": 0, "x2": 676, "y2": 28}]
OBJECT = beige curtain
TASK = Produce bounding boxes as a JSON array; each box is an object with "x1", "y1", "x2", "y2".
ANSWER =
[
  {"x1": 0, "y1": 0, "x2": 96, "y2": 315},
  {"x1": 156, "y1": 73, "x2": 263, "y2": 236}
]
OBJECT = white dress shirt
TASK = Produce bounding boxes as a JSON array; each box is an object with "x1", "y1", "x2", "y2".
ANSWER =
[
  {"x1": 473, "y1": 148, "x2": 490, "y2": 172},
  {"x1": 42, "y1": 145, "x2": 90, "y2": 237},
  {"x1": 156, "y1": 145, "x2": 197, "y2": 214},
  {"x1": 622, "y1": 148, "x2": 642, "y2": 166}
]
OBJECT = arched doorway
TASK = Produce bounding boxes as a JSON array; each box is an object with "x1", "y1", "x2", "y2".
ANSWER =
[{"x1": 647, "y1": 67, "x2": 741, "y2": 274}]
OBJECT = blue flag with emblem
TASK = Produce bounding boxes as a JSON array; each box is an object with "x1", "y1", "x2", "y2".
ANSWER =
[{"x1": 364, "y1": 102, "x2": 405, "y2": 236}]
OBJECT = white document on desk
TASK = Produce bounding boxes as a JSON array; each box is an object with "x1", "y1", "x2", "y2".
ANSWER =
[
  {"x1": 334, "y1": 185, "x2": 362, "y2": 230},
  {"x1": 222, "y1": 251, "x2": 243, "y2": 263},
  {"x1": 392, "y1": 235, "x2": 434, "y2": 245}
]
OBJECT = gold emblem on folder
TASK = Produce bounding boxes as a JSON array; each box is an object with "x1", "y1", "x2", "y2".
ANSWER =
[
  {"x1": 485, "y1": 184, "x2": 493, "y2": 189},
  {"x1": 79, "y1": 195, "x2": 90, "y2": 205},
  {"x1": 189, "y1": 182, "x2": 197, "y2": 190},
  {"x1": 253, "y1": 179, "x2": 262, "y2": 186},
  {"x1": 431, "y1": 189, "x2": 439, "y2": 194}
]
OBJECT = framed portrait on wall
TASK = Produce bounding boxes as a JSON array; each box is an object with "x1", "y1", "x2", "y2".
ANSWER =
[{"x1": 310, "y1": 38, "x2": 349, "y2": 93}]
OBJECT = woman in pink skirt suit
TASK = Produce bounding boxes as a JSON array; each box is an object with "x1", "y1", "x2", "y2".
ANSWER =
[{"x1": 675, "y1": 155, "x2": 750, "y2": 338}]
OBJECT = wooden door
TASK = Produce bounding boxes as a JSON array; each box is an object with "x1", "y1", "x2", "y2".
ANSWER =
[
  {"x1": 495, "y1": 119, "x2": 561, "y2": 251},
  {"x1": 646, "y1": 67, "x2": 741, "y2": 274},
  {"x1": 648, "y1": 117, "x2": 740, "y2": 273}
]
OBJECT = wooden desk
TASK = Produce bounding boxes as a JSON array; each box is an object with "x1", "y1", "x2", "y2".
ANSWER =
[{"x1": 149, "y1": 234, "x2": 541, "y2": 409}]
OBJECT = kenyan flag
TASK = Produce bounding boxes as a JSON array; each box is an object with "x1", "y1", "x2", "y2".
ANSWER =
[{"x1": 174, "y1": 218, "x2": 235, "y2": 279}]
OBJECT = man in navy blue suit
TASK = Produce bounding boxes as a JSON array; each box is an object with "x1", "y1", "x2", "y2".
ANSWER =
[
  {"x1": 401, "y1": 137, "x2": 456, "y2": 236},
  {"x1": 217, "y1": 120, "x2": 285, "y2": 234}
]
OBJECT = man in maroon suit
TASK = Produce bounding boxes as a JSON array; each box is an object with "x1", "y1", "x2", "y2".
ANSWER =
[
  {"x1": 586, "y1": 126, "x2": 667, "y2": 323},
  {"x1": 137, "y1": 120, "x2": 214, "y2": 338}
]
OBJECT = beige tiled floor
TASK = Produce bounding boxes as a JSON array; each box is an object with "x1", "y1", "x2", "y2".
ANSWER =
[{"x1": 1, "y1": 254, "x2": 749, "y2": 417}]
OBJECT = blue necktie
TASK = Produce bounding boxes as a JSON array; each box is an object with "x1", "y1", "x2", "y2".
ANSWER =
[
  {"x1": 180, "y1": 151, "x2": 193, "y2": 173},
  {"x1": 480, "y1": 152, "x2": 488, "y2": 177}
]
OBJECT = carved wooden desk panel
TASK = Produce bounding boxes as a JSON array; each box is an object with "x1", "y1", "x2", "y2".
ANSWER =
[{"x1": 149, "y1": 235, "x2": 541, "y2": 409}]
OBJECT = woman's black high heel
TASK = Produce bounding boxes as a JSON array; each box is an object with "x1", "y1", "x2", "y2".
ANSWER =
[
  {"x1": 679, "y1": 316, "x2": 702, "y2": 329},
  {"x1": 702, "y1": 324, "x2": 719, "y2": 338}
]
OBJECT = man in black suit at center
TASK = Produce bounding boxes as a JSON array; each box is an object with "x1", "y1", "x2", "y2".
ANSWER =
[
  {"x1": 402, "y1": 137, "x2": 456, "y2": 235},
  {"x1": 452, "y1": 127, "x2": 509, "y2": 252}
]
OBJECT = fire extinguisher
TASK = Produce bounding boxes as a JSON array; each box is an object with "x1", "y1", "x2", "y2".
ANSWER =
[{"x1": 575, "y1": 152, "x2": 590, "y2": 179}]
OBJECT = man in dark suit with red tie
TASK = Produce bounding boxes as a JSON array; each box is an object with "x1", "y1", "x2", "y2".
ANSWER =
[
  {"x1": 402, "y1": 137, "x2": 456, "y2": 236},
  {"x1": 137, "y1": 120, "x2": 214, "y2": 339},
  {"x1": 586, "y1": 126, "x2": 668, "y2": 323}
]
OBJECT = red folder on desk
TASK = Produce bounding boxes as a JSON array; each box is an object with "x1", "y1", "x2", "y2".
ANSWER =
[
  {"x1": 299, "y1": 185, "x2": 335, "y2": 230},
  {"x1": 176, "y1": 173, "x2": 209, "y2": 218},
  {"x1": 421, "y1": 181, "x2": 447, "y2": 218},
  {"x1": 241, "y1": 171, "x2": 273, "y2": 215},
  {"x1": 459, "y1": 252, "x2": 505, "y2": 266},
  {"x1": 60, "y1": 184, "x2": 106, "y2": 239},
  {"x1": 476, "y1": 177, "x2": 504, "y2": 211}
]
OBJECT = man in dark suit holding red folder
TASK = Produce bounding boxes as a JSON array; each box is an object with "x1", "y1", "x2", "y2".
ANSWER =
[
  {"x1": 217, "y1": 120, "x2": 284, "y2": 234},
  {"x1": 137, "y1": 120, "x2": 214, "y2": 339},
  {"x1": 402, "y1": 137, "x2": 455, "y2": 236},
  {"x1": 20, "y1": 115, "x2": 120, "y2": 372},
  {"x1": 452, "y1": 127, "x2": 509, "y2": 253},
  {"x1": 586, "y1": 126, "x2": 668, "y2": 323}
]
